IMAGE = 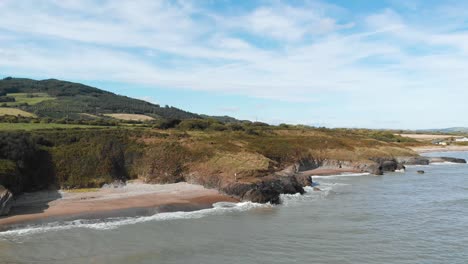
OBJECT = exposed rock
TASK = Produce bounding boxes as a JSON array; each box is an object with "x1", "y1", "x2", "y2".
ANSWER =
[
  {"x1": 313, "y1": 187, "x2": 321, "y2": 191},
  {"x1": 417, "y1": 170, "x2": 425, "y2": 174},
  {"x1": 429, "y1": 157, "x2": 467, "y2": 164},
  {"x1": 397, "y1": 156, "x2": 430, "y2": 165},
  {"x1": 220, "y1": 182, "x2": 254, "y2": 198},
  {"x1": 294, "y1": 174, "x2": 313, "y2": 187},
  {"x1": 0, "y1": 185, "x2": 13, "y2": 216},
  {"x1": 221, "y1": 175, "x2": 304, "y2": 204},
  {"x1": 243, "y1": 182, "x2": 281, "y2": 204},
  {"x1": 367, "y1": 163, "x2": 384, "y2": 175},
  {"x1": 381, "y1": 160, "x2": 399, "y2": 172}
]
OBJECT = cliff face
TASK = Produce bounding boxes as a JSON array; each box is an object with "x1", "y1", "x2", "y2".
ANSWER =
[{"x1": 0, "y1": 185, "x2": 13, "y2": 216}]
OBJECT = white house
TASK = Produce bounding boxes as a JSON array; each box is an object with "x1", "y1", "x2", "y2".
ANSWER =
[{"x1": 455, "y1": 137, "x2": 468, "y2": 142}]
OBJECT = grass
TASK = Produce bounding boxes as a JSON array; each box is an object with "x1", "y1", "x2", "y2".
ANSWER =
[
  {"x1": 0, "y1": 122, "x2": 104, "y2": 131},
  {"x1": 104, "y1": 113, "x2": 155, "y2": 121},
  {"x1": 5, "y1": 92, "x2": 56, "y2": 106},
  {"x1": 0, "y1": 107, "x2": 36, "y2": 117}
]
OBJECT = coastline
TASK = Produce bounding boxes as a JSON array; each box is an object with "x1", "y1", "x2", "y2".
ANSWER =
[
  {"x1": 410, "y1": 145, "x2": 468, "y2": 153},
  {"x1": 298, "y1": 168, "x2": 362, "y2": 177},
  {"x1": 0, "y1": 182, "x2": 238, "y2": 231}
]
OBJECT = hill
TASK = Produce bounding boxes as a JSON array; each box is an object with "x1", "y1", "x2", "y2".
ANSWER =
[
  {"x1": 0, "y1": 77, "x2": 200, "y2": 120},
  {"x1": 418, "y1": 127, "x2": 468, "y2": 134}
]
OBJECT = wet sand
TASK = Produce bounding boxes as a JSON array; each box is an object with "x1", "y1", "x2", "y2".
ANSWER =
[{"x1": 0, "y1": 182, "x2": 238, "y2": 230}]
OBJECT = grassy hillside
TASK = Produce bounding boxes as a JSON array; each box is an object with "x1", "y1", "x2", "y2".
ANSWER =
[
  {"x1": 0, "y1": 107, "x2": 36, "y2": 118},
  {"x1": 0, "y1": 126, "x2": 418, "y2": 194},
  {"x1": 0, "y1": 77, "x2": 200, "y2": 120}
]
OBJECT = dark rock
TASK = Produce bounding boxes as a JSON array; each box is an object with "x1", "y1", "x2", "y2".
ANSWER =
[
  {"x1": 369, "y1": 158, "x2": 406, "y2": 174},
  {"x1": 0, "y1": 185, "x2": 13, "y2": 216},
  {"x1": 381, "y1": 160, "x2": 398, "y2": 172},
  {"x1": 296, "y1": 159, "x2": 319, "y2": 171},
  {"x1": 397, "y1": 156, "x2": 430, "y2": 165},
  {"x1": 243, "y1": 183, "x2": 281, "y2": 204},
  {"x1": 367, "y1": 163, "x2": 383, "y2": 175},
  {"x1": 264, "y1": 176, "x2": 304, "y2": 195},
  {"x1": 417, "y1": 170, "x2": 425, "y2": 174},
  {"x1": 221, "y1": 175, "x2": 304, "y2": 204},
  {"x1": 429, "y1": 157, "x2": 467, "y2": 164},
  {"x1": 294, "y1": 174, "x2": 313, "y2": 187},
  {"x1": 220, "y1": 182, "x2": 254, "y2": 198},
  {"x1": 396, "y1": 164, "x2": 406, "y2": 171}
]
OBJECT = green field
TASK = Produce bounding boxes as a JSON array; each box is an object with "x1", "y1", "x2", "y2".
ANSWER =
[
  {"x1": 0, "y1": 107, "x2": 36, "y2": 117},
  {"x1": 5, "y1": 92, "x2": 56, "y2": 106},
  {"x1": 0, "y1": 122, "x2": 103, "y2": 131}
]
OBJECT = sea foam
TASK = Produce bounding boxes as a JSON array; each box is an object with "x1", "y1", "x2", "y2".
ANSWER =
[{"x1": 0, "y1": 202, "x2": 268, "y2": 237}]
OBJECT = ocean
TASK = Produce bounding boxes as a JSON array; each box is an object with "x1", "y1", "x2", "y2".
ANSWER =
[{"x1": 1, "y1": 151, "x2": 467, "y2": 264}]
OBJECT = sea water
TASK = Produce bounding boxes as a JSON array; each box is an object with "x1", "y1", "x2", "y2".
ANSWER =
[{"x1": 1, "y1": 151, "x2": 467, "y2": 264}]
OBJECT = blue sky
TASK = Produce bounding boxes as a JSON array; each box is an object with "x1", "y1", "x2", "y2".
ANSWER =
[{"x1": 1, "y1": 0, "x2": 468, "y2": 129}]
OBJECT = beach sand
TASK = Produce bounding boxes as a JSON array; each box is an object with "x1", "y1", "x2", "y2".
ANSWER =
[
  {"x1": 410, "y1": 145, "x2": 468, "y2": 153},
  {"x1": 0, "y1": 182, "x2": 238, "y2": 230}
]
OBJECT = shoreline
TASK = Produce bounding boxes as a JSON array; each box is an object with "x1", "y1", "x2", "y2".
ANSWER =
[
  {"x1": 0, "y1": 182, "x2": 238, "y2": 231},
  {"x1": 298, "y1": 168, "x2": 362, "y2": 177},
  {"x1": 410, "y1": 145, "x2": 468, "y2": 154}
]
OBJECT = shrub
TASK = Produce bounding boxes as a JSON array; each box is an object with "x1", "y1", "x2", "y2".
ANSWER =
[{"x1": 136, "y1": 142, "x2": 191, "y2": 183}]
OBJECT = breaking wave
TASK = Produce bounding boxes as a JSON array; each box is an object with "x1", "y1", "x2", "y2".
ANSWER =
[{"x1": 0, "y1": 202, "x2": 269, "y2": 237}]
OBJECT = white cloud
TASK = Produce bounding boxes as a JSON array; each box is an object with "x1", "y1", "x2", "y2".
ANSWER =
[{"x1": 1, "y1": 0, "x2": 468, "y2": 128}]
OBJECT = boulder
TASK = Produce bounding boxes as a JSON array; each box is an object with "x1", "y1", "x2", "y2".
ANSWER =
[
  {"x1": 0, "y1": 185, "x2": 13, "y2": 216},
  {"x1": 221, "y1": 175, "x2": 305, "y2": 204},
  {"x1": 243, "y1": 181, "x2": 281, "y2": 204},
  {"x1": 381, "y1": 160, "x2": 399, "y2": 172},
  {"x1": 417, "y1": 170, "x2": 425, "y2": 174}
]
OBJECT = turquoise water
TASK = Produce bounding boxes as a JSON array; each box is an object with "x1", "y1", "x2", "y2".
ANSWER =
[{"x1": 1, "y1": 151, "x2": 467, "y2": 264}]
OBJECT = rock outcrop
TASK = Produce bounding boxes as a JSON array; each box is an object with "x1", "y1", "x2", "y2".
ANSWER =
[
  {"x1": 0, "y1": 185, "x2": 13, "y2": 216},
  {"x1": 221, "y1": 175, "x2": 306, "y2": 204},
  {"x1": 397, "y1": 156, "x2": 430, "y2": 165},
  {"x1": 429, "y1": 157, "x2": 467, "y2": 164}
]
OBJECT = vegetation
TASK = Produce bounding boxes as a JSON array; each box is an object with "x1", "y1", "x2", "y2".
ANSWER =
[
  {"x1": 0, "y1": 76, "x2": 427, "y2": 196},
  {"x1": 0, "y1": 107, "x2": 36, "y2": 118},
  {"x1": 3, "y1": 92, "x2": 55, "y2": 106},
  {"x1": 0, "y1": 125, "x2": 418, "y2": 194},
  {"x1": 0, "y1": 77, "x2": 200, "y2": 120}
]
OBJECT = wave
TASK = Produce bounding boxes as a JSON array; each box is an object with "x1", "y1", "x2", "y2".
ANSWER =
[
  {"x1": 0, "y1": 202, "x2": 268, "y2": 237},
  {"x1": 280, "y1": 182, "x2": 350, "y2": 205},
  {"x1": 430, "y1": 162, "x2": 465, "y2": 166}
]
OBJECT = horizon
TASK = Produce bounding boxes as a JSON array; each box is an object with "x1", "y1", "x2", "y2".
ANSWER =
[{"x1": 1, "y1": 1, "x2": 468, "y2": 129}]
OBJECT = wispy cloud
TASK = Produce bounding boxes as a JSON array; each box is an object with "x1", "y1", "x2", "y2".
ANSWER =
[{"x1": 1, "y1": 0, "x2": 468, "y2": 128}]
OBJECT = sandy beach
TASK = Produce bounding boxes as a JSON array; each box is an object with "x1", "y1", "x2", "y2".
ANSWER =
[
  {"x1": 410, "y1": 145, "x2": 468, "y2": 153},
  {"x1": 0, "y1": 182, "x2": 238, "y2": 230}
]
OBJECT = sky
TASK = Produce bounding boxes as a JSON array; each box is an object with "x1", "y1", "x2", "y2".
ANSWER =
[{"x1": 1, "y1": 0, "x2": 468, "y2": 129}]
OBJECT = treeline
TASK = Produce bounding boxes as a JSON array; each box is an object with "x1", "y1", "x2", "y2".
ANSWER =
[{"x1": 0, "y1": 77, "x2": 200, "y2": 120}]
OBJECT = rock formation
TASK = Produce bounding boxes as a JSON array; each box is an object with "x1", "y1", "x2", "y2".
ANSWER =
[{"x1": 0, "y1": 185, "x2": 13, "y2": 216}]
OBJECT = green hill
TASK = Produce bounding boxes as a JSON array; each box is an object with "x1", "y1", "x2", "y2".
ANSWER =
[{"x1": 0, "y1": 77, "x2": 200, "y2": 120}]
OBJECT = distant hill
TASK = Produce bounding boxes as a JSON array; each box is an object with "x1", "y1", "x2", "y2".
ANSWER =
[
  {"x1": 418, "y1": 127, "x2": 468, "y2": 134},
  {"x1": 0, "y1": 77, "x2": 201, "y2": 120}
]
